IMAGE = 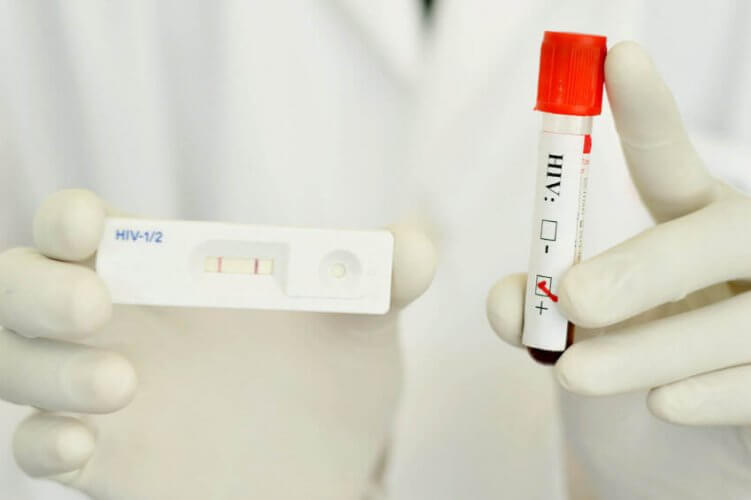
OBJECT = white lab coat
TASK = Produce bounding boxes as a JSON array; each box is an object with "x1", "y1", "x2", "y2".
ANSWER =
[{"x1": 1, "y1": 1, "x2": 750, "y2": 499}]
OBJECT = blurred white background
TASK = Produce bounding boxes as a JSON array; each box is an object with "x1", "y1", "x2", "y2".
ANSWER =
[{"x1": 0, "y1": 1, "x2": 750, "y2": 499}]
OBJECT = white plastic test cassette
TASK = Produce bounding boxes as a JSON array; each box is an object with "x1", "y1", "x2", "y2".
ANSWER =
[{"x1": 96, "y1": 217, "x2": 394, "y2": 314}]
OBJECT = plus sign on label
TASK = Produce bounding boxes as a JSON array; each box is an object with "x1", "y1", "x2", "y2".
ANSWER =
[{"x1": 534, "y1": 300, "x2": 548, "y2": 315}]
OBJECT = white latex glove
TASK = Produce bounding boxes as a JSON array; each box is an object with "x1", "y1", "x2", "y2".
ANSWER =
[
  {"x1": 487, "y1": 41, "x2": 751, "y2": 426},
  {"x1": 1, "y1": 189, "x2": 436, "y2": 500}
]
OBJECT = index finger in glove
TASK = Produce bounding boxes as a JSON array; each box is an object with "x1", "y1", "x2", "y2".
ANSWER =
[
  {"x1": 559, "y1": 199, "x2": 751, "y2": 329},
  {"x1": 555, "y1": 290, "x2": 751, "y2": 396},
  {"x1": 606, "y1": 42, "x2": 736, "y2": 222}
]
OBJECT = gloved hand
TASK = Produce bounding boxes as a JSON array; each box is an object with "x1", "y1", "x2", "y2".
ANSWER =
[
  {"x1": 1, "y1": 189, "x2": 436, "y2": 500},
  {"x1": 487, "y1": 41, "x2": 751, "y2": 426}
]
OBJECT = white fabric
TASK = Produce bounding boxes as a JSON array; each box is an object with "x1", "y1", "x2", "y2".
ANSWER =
[{"x1": 0, "y1": 1, "x2": 750, "y2": 499}]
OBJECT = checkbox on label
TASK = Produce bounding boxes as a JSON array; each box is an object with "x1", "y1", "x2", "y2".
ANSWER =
[
  {"x1": 540, "y1": 219, "x2": 558, "y2": 241},
  {"x1": 535, "y1": 275, "x2": 552, "y2": 297}
]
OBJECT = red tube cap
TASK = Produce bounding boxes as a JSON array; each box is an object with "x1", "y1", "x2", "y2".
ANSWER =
[{"x1": 535, "y1": 31, "x2": 607, "y2": 116}]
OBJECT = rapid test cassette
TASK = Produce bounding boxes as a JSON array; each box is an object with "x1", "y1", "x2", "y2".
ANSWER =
[{"x1": 95, "y1": 217, "x2": 394, "y2": 314}]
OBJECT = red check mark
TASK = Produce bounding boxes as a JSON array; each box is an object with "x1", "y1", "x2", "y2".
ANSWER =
[{"x1": 537, "y1": 281, "x2": 558, "y2": 302}]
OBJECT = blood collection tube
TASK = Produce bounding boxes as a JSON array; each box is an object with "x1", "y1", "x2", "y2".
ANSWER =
[{"x1": 523, "y1": 32, "x2": 607, "y2": 364}]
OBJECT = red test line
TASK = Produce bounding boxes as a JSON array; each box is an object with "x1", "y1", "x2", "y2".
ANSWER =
[{"x1": 537, "y1": 281, "x2": 558, "y2": 302}]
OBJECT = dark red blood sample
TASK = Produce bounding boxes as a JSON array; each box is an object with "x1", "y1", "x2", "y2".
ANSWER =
[{"x1": 527, "y1": 322, "x2": 574, "y2": 365}]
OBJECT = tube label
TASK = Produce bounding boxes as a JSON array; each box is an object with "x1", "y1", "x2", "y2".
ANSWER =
[{"x1": 522, "y1": 131, "x2": 590, "y2": 352}]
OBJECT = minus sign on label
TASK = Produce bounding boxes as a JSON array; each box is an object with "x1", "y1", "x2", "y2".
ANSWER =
[{"x1": 545, "y1": 245, "x2": 549, "y2": 253}]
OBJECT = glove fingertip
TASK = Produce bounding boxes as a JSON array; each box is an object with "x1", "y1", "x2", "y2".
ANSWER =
[
  {"x1": 557, "y1": 268, "x2": 596, "y2": 328},
  {"x1": 54, "y1": 421, "x2": 96, "y2": 469},
  {"x1": 558, "y1": 264, "x2": 620, "y2": 329},
  {"x1": 389, "y1": 225, "x2": 437, "y2": 309},
  {"x1": 605, "y1": 40, "x2": 653, "y2": 88},
  {"x1": 33, "y1": 189, "x2": 107, "y2": 263},
  {"x1": 555, "y1": 343, "x2": 618, "y2": 396},
  {"x1": 647, "y1": 385, "x2": 699, "y2": 426},
  {"x1": 486, "y1": 274, "x2": 526, "y2": 347},
  {"x1": 63, "y1": 350, "x2": 138, "y2": 414},
  {"x1": 13, "y1": 414, "x2": 95, "y2": 479},
  {"x1": 68, "y1": 271, "x2": 113, "y2": 337}
]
